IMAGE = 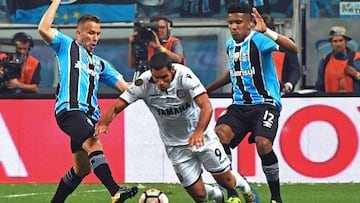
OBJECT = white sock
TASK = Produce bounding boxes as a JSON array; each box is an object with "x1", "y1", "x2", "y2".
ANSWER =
[
  {"x1": 231, "y1": 170, "x2": 251, "y2": 194},
  {"x1": 204, "y1": 184, "x2": 223, "y2": 202}
]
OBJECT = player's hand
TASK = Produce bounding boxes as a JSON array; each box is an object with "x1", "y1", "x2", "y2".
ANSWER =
[
  {"x1": 251, "y1": 7, "x2": 267, "y2": 33},
  {"x1": 188, "y1": 132, "x2": 204, "y2": 148},
  {"x1": 284, "y1": 83, "x2": 292, "y2": 93},
  {"x1": 94, "y1": 125, "x2": 109, "y2": 136}
]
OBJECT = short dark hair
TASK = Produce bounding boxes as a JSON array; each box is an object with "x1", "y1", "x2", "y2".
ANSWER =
[
  {"x1": 226, "y1": 2, "x2": 252, "y2": 15},
  {"x1": 77, "y1": 14, "x2": 100, "y2": 27},
  {"x1": 149, "y1": 53, "x2": 172, "y2": 71}
]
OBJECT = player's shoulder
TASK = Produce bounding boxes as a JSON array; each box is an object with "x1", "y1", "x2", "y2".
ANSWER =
[
  {"x1": 173, "y1": 64, "x2": 195, "y2": 78},
  {"x1": 135, "y1": 70, "x2": 153, "y2": 86}
]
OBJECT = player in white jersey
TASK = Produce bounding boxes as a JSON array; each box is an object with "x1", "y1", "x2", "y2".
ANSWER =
[{"x1": 95, "y1": 53, "x2": 257, "y2": 203}]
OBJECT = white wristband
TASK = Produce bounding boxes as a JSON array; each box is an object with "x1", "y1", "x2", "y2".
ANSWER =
[{"x1": 263, "y1": 28, "x2": 279, "y2": 41}]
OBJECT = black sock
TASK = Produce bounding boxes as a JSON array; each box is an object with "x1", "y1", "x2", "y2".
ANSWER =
[
  {"x1": 89, "y1": 151, "x2": 120, "y2": 196},
  {"x1": 260, "y1": 151, "x2": 282, "y2": 202},
  {"x1": 223, "y1": 144, "x2": 239, "y2": 198},
  {"x1": 51, "y1": 167, "x2": 83, "y2": 203}
]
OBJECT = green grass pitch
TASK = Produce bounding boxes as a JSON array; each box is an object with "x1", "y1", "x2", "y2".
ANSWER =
[{"x1": 0, "y1": 183, "x2": 359, "y2": 202}]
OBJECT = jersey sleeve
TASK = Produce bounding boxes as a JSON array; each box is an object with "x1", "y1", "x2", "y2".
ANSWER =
[
  {"x1": 255, "y1": 32, "x2": 279, "y2": 53},
  {"x1": 181, "y1": 67, "x2": 206, "y2": 98},
  {"x1": 120, "y1": 84, "x2": 142, "y2": 104},
  {"x1": 49, "y1": 30, "x2": 72, "y2": 54},
  {"x1": 99, "y1": 60, "x2": 122, "y2": 88}
]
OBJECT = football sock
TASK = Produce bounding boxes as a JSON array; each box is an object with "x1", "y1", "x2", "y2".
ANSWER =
[
  {"x1": 204, "y1": 184, "x2": 222, "y2": 202},
  {"x1": 223, "y1": 144, "x2": 239, "y2": 198},
  {"x1": 89, "y1": 151, "x2": 120, "y2": 196},
  {"x1": 51, "y1": 167, "x2": 83, "y2": 203},
  {"x1": 260, "y1": 150, "x2": 282, "y2": 201},
  {"x1": 231, "y1": 170, "x2": 250, "y2": 194}
]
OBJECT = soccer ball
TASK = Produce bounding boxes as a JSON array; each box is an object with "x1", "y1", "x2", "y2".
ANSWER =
[{"x1": 138, "y1": 188, "x2": 169, "y2": 203}]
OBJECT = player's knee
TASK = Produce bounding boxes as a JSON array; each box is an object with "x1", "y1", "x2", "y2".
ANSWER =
[
  {"x1": 255, "y1": 136, "x2": 273, "y2": 155},
  {"x1": 213, "y1": 171, "x2": 235, "y2": 189},
  {"x1": 193, "y1": 191, "x2": 207, "y2": 202},
  {"x1": 215, "y1": 125, "x2": 234, "y2": 144}
]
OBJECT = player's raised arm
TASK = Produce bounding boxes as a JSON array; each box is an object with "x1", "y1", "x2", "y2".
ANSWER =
[
  {"x1": 38, "y1": 0, "x2": 61, "y2": 43},
  {"x1": 252, "y1": 7, "x2": 299, "y2": 53}
]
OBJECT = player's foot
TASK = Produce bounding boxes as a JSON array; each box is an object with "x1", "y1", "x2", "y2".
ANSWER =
[
  {"x1": 111, "y1": 186, "x2": 138, "y2": 203},
  {"x1": 242, "y1": 190, "x2": 256, "y2": 203},
  {"x1": 241, "y1": 176, "x2": 259, "y2": 203},
  {"x1": 226, "y1": 197, "x2": 242, "y2": 203},
  {"x1": 270, "y1": 200, "x2": 282, "y2": 203}
]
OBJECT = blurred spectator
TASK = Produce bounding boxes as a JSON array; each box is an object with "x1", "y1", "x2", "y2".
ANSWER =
[
  {"x1": 225, "y1": 0, "x2": 269, "y2": 14},
  {"x1": 180, "y1": 0, "x2": 221, "y2": 17},
  {"x1": 262, "y1": 13, "x2": 301, "y2": 93},
  {"x1": 310, "y1": 0, "x2": 339, "y2": 18},
  {"x1": 128, "y1": 15, "x2": 185, "y2": 80},
  {"x1": 136, "y1": 0, "x2": 169, "y2": 18},
  {"x1": 0, "y1": 0, "x2": 9, "y2": 20},
  {"x1": 0, "y1": 32, "x2": 41, "y2": 94},
  {"x1": 315, "y1": 26, "x2": 360, "y2": 92},
  {"x1": 345, "y1": 58, "x2": 360, "y2": 92}
]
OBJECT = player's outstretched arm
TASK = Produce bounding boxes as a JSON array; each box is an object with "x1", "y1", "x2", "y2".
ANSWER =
[
  {"x1": 95, "y1": 98, "x2": 128, "y2": 135},
  {"x1": 206, "y1": 70, "x2": 231, "y2": 93},
  {"x1": 38, "y1": 0, "x2": 61, "y2": 43}
]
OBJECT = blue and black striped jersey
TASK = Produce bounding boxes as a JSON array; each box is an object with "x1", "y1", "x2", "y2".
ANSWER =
[
  {"x1": 50, "y1": 31, "x2": 122, "y2": 121},
  {"x1": 226, "y1": 31, "x2": 282, "y2": 109}
]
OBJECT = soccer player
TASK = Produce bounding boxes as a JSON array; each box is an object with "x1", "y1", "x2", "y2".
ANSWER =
[
  {"x1": 206, "y1": 3, "x2": 299, "y2": 203},
  {"x1": 95, "y1": 53, "x2": 257, "y2": 203},
  {"x1": 38, "y1": 0, "x2": 137, "y2": 202}
]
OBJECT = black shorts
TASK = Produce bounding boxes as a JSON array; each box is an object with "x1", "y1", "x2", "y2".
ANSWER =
[
  {"x1": 56, "y1": 110, "x2": 96, "y2": 153},
  {"x1": 216, "y1": 104, "x2": 280, "y2": 148}
]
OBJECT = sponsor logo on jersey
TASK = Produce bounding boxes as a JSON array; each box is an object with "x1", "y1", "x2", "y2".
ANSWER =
[
  {"x1": 74, "y1": 61, "x2": 100, "y2": 78},
  {"x1": 229, "y1": 67, "x2": 255, "y2": 77},
  {"x1": 157, "y1": 103, "x2": 191, "y2": 116}
]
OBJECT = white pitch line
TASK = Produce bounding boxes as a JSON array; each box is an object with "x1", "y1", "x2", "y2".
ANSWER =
[{"x1": 0, "y1": 189, "x2": 107, "y2": 198}]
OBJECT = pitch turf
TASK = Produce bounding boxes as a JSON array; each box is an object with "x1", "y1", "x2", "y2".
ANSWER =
[{"x1": 0, "y1": 183, "x2": 359, "y2": 202}]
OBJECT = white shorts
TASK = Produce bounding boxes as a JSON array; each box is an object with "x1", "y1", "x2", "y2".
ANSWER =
[{"x1": 165, "y1": 136, "x2": 231, "y2": 187}]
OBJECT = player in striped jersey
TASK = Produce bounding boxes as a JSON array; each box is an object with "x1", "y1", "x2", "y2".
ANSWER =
[
  {"x1": 95, "y1": 53, "x2": 257, "y2": 203},
  {"x1": 38, "y1": 1, "x2": 137, "y2": 202},
  {"x1": 206, "y1": 3, "x2": 299, "y2": 203}
]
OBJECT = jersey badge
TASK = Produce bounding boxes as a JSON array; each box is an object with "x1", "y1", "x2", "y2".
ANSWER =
[
  {"x1": 234, "y1": 51, "x2": 240, "y2": 62},
  {"x1": 176, "y1": 89, "x2": 186, "y2": 98},
  {"x1": 135, "y1": 79, "x2": 143, "y2": 86}
]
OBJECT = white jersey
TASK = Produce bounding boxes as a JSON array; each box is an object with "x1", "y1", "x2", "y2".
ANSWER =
[{"x1": 120, "y1": 63, "x2": 216, "y2": 146}]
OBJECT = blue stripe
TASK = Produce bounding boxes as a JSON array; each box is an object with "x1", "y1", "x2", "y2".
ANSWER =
[{"x1": 10, "y1": 4, "x2": 135, "y2": 24}]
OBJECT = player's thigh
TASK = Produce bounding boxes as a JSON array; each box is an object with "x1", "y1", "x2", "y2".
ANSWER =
[
  {"x1": 252, "y1": 104, "x2": 280, "y2": 144},
  {"x1": 200, "y1": 138, "x2": 231, "y2": 174},
  {"x1": 216, "y1": 105, "x2": 249, "y2": 147},
  {"x1": 56, "y1": 110, "x2": 96, "y2": 152},
  {"x1": 166, "y1": 146, "x2": 203, "y2": 188}
]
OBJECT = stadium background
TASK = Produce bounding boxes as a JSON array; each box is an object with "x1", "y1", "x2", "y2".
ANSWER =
[{"x1": 1, "y1": 0, "x2": 360, "y2": 184}]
